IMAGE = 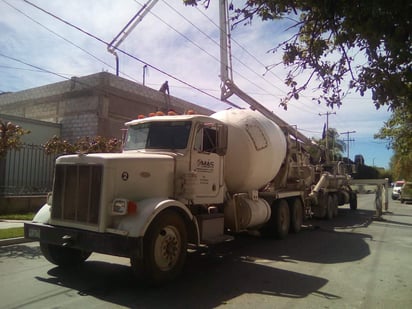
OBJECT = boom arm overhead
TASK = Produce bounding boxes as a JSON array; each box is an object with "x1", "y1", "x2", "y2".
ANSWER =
[
  {"x1": 107, "y1": 0, "x2": 159, "y2": 75},
  {"x1": 218, "y1": 0, "x2": 314, "y2": 148}
]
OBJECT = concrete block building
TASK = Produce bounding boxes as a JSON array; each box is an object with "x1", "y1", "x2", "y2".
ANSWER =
[{"x1": 0, "y1": 72, "x2": 212, "y2": 142}]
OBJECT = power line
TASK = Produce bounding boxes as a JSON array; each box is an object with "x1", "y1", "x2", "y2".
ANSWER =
[
  {"x1": 193, "y1": 3, "x2": 329, "y2": 116},
  {"x1": 21, "y1": 0, "x2": 236, "y2": 108},
  {"x1": 0, "y1": 51, "x2": 222, "y2": 112},
  {"x1": 0, "y1": 65, "x2": 45, "y2": 73},
  {"x1": 0, "y1": 52, "x2": 71, "y2": 81},
  {"x1": 18, "y1": 0, "x2": 331, "y2": 116},
  {"x1": 132, "y1": 0, "x2": 285, "y2": 106},
  {"x1": 2, "y1": 0, "x2": 123, "y2": 77}
]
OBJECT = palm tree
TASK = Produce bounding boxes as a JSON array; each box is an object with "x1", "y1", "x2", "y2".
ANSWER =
[{"x1": 315, "y1": 127, "x2": 345, "y2": 162}]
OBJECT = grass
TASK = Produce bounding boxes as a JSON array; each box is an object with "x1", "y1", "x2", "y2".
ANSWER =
[
  {"x1": 0, "y1": 213, "x2": 35, "y2": 220},
  {"x1": 0, "y1": 227, "x2": 24, "y2": 239},
  {"x1": 0, "y1": 213, "x2": 34, "y2": 240}
]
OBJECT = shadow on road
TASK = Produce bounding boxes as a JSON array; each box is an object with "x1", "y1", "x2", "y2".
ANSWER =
[
  {"x1": 0, "y1": 243, "x2": 41, "y2": 259},
  {"x1": 35, "y1": 253, "x2": 332, "y2": 308},
  {"x1": 30, "y1": 209, "x2": 375, "y2": 308},
  {"x1": 8, "y1": 206, "x2": 377, "y2": 307}
]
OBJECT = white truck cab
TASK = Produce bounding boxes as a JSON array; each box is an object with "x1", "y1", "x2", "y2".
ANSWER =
[{"x1": 25, "y1": 114, "x2": 229, "y2": 285}]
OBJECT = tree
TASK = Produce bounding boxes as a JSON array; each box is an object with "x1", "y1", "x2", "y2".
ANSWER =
[
  {"x1": 352, "y1": 165, "x2": 381, "y2": 179},
  {"x1": 374, "y1": 105, "x2": 412, "y2": 155},
  {"x1": 312, "y1": 127, "x2": 345, "y2": 162},
  {"x1": 185, "y1": 0, "x2": 411, "y2": 112},
  {"x1": 386, "y1": 149, "x2": 412, "y2": 181},
  {"x1": 374, "y1": 105, "x2": 412, "y2": 180},
  {"x1": 0, "y1": 120, "x2": 30, "y2": 158}
]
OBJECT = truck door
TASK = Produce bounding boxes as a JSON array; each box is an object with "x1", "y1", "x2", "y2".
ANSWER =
[{"x1": 191, "y1": 123, "x2": 225, "y2": 203}]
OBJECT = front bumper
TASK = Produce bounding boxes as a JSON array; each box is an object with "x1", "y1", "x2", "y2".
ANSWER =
[
  {"x1": 392, "y1": 192, "x2": 400, "y2": 199},
  {"x1": 24, "y1": 222, "x2": 143, "y2": 258}
]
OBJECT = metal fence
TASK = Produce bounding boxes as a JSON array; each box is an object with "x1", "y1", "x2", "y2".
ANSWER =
[{"x1": 0, "y1": 144, "x2": 56, "y2": 196}]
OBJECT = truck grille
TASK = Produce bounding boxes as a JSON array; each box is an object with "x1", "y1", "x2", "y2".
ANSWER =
[{"x1": 51, "y1": 164, "x2": 103, "y2": 225}]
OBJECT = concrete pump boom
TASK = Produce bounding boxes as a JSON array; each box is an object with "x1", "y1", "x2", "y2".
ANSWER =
[
  {"x1": 218, "y1": 0, "x2": 315, "y2": 149},
  {"x1": 107, "y1": 0, "x2": 159, "y2": 75}
]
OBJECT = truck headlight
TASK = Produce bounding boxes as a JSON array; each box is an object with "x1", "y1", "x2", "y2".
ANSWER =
[{"x1": 112, "y1": 198, "x2": 137, "y2": 215}]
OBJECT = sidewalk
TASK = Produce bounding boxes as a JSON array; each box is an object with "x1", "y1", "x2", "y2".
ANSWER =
[
  {"x1": 0, "y1": 220, "x2": 33, "y2": 246},
  {"x1": 0, "y1": 219, "x2": 30, "y2": 229}
]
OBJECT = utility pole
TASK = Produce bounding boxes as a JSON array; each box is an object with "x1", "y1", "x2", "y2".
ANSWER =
[
  {"x1": 341, "y1": 130, "x2": 356, "y2": 162},
  {"x1": 319, "y1": 111, "x2": 336, "y2": 161}
]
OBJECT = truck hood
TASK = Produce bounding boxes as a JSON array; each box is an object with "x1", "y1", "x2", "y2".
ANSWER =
[
  {"x1": 56, "y1": 152, "x2": 176, "y2": 165},
  {"x1": 56, "y1": 152, "x2": 176, "y2": 200}
]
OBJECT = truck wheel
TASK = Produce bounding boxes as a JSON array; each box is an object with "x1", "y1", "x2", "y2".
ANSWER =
[
  {"x1": 349, "y1": 192, "x2": 358, "y2": 210},
  {"x1": 273, "y1": 200, "x2": 290, "y2": 239},
  {"x1": 326, "y1": 194, "x2": 334, "y2": 220},
  {"x1": 131, "y1": 210, "x2": 187, "y2": 285},
  {"x1": 332, "y1": 194, "x2": 339, "y2": 217},
  {"x1": 289, "y1": 198, "x2": 303, "y2": 233},
  {"x1": 40, "y1": 242, "x2": 91, "y2": 268},
  {"x1": 313, "y1": 192, "x2": 327, "y2": 219}
]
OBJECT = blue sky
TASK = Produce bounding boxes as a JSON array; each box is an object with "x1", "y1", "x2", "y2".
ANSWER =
[{"x1": 0, "y1": 0, "x2": 393, "y2": 168}]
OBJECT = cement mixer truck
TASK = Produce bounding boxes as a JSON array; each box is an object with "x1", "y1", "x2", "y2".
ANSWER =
[{"x1": 25, "y1": 107, "x2": 356, "y2": 285}]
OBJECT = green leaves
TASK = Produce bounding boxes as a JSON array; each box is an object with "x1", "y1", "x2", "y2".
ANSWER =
[
  {"x1": 374, "y1": 104, "x2": 412, "y2": 179},
  {"x1": 229, "y1": 0, "x2": 411, "y2": 112}
]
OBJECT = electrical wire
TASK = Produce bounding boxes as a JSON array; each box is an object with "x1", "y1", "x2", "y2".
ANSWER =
[
  {"x1": 21, "y1": 0, "x2": 240, "y2": 108},
  {"x1": 132, "y1": 0, "x2": 280, "y2": 106},
  {"x1": 17, "y1": 0, "x2": 337, "y2": 127},
  {"x1": 1, "y1": 0, "x2": 124, "y2": 78},
  {"x1": 0, "y1": 52, "x2": 71, "y2": 81},
  {"x1": 192, "y1": 3, "x2": 330, "y2": 116}
]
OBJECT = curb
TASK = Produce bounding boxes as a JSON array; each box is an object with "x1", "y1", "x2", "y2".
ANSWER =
[{"x1": 0, "y1": 237, "x2": 35, "y2": 247}]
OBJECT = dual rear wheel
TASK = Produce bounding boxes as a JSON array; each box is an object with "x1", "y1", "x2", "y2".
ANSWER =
[
  {"x1": 314, "y1": 192, "x2": 339, "y2": 220},
  {"x1": 261, "y1": 197, "x2": 304, "y2": 239}
]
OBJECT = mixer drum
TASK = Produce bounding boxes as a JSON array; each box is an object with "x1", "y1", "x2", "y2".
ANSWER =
[{"x1": 212, "y1": 109, "x2": 287, "y2": 192}]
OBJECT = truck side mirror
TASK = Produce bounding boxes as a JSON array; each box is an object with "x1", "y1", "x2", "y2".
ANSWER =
[{"x1": 216, "y1": 125, "x2": 228, "y2": 156}]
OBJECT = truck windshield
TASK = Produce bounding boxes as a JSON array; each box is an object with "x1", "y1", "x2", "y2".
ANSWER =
[{"x1": 124, "y1": 121, "x2": 192, "y2": 150}]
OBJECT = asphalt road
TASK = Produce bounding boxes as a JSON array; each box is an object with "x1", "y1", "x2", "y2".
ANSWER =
[{"x1": 1, "y1": 194, "x2": 411, "y2": 309}]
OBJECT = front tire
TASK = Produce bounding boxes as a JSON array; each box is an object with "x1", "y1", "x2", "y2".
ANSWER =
[
  {"x1": 131, "y1": 210, "x2": 187, "y2": 285},
  {"x1": 40, "y1": 243, "x2": 91, "y2": 268}
]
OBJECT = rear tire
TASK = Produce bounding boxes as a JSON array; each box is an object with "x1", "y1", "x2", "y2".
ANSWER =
[
  {"x1": 349, "y1": 192, "x2": 358, "y2": 210},
  {"x1": 326, "y1": 194, "x2": 334, "y2": 220},
  {"x1": 332, "y1": 194, "x2": 339, "y2": 217},
  {"x1": 40, "y1": 243, "x2": 91, "y2": 268},
  {"x1": 131, "y1": 210, "x2": 187, "y2": 286},
  {"x1": 273, "y1": 200, "x2": 290, "y2": 239},
  {"x1": 314, "y1": 191, "x2": 327, "y2": 218},
  {"x1": 289, "y1": 198, "x2": 303, "y2": 233}
]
